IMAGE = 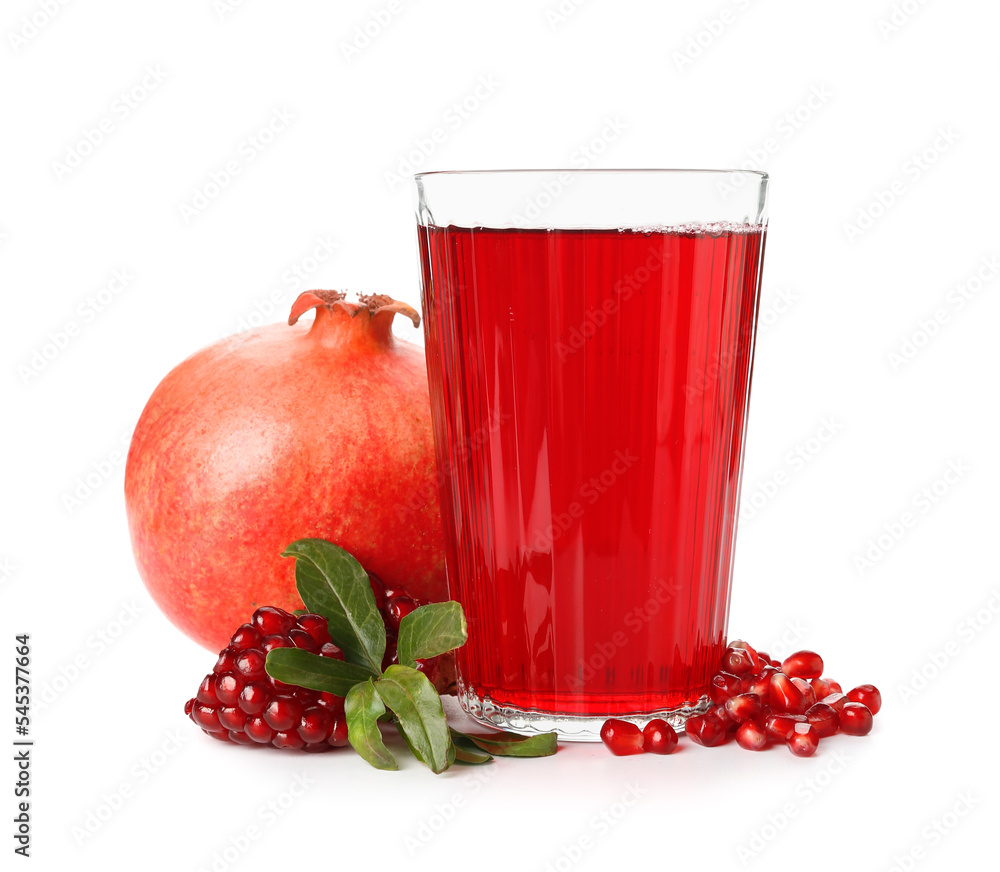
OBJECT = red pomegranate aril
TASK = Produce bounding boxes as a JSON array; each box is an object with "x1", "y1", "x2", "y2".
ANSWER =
[
  {"x1": 756, "y1": 650, "x2": 772, "y2": 664},
  {"x1": 252, "y1": 606, "x2": 297, "y2": 637},
  {"x1": 765, "y1": 713, "x2": 807, "y2": 742},
  {"x1": 184, "y1": 699, "x2": 194, "y2": 717},
  {"x1": 273, "y1": 731, "x2": 306, "y2": 751},
  {"x1": 229, "y1": 624, "x2": 262, "y2": 651},
  {"x1": 805, "y1": 703, "x2": 840, "y2": 738},
  {"x1": 819, "y1": 692, "x2": 848, "y2": 713},
  {"x1": 826, "y1": 679, "x2": 843, "y2": 695},
  {"x1": 839, "y1": 702, "x2": 874, "y2": 736},
  {"x1": 725, "y1": 693, "x2": 763, "y2": 724},
  {"x1": 810, "y1": 677, "x2": 832, "y2": 699},
  {"x1": 642, "y1": 719, "x2": 678, "y2": 755},
  {"x1": 782, "y1": 650, "x2": 824, "y2": 680},
  {"x1": 846, "y1": 684, "x2": 882, "y2": 715},
  {"x1": 196, "y1": 675, "x2": 219, "y2": 706},
  {"x1": 384, "y1": 596, "x2": 418, "y2": 632},
  {"x1": 244, "y1": 716, "x2": 276, "y2": 744},
  {"x1": 788, "y1": 722, "x2": 819, "y2": 757},
  {"x1": 710, "y1": 671, "x2": 743, "y2": 704},
  {"x1": 791, "y1": 677, "x2": 817, "y2": 709},
  {"x1": 770, "y1": 673, "x2": 807, "y2": 714},
  {"x1": 296, "y1": 614, "x2": 332, "y2": 646},
  {"x1": 600, "y1": 719, "x2": 644, "y2": 755},
  {"x1": 238, "y1": 681, "x2": 270, "y2": 715},
  {"x1": 213, "y1": 647, "x2": 238, "y2": 674},
  {"x1": 319, "y1": 643, "x2": 345, "y2": 660},
  {"x1": 261, "y1": 634, "x2": 292, "y2": 653},
  {"x1": 686, "y1": 711, "x2": 729, "y2": 747},
  {"x1": 741, "y1": 673, "x2": 772, "y2": 699},
  {"x1": 723, "y1": 646, "x2": 756, "y2": 676},
  {"x1": 381, "y1": 641, "x2": 400, "y2": 671},
  {"x1": 191, "y1": 703, "x2": 223, "y2": 732},
  {"x1": 317, "y1": 691, "x2": 346, "y2": 713},
  {"x1": 218, "y1": 706, "x2": 248, "y2": 731},
  {"x1": 263, "y1": 696, "x2": 303, "y2": 732},
  {"x1": 228, "y1": 730, "x2": 256, "y2": 745},
  {"x1": 328, "y1": 715, "x2": 349, "y2": 747},
  {"x1": 287, "y1": 629, "x2": 319, "y2": 652},
  {"x1": 733, "y1": 640, "x2": 763, "y2": 672},
  {"x1": 736, "y1": 720, "x2": 769, "y2": 751},
  {"x1": 367, "y1": 572, "x2": 388, "y2": 609},
  {"x1": 297, "y1": 707, "x2": 334, "y2": 744},
  {"x1": 234, "y1": 649, "x2": 267, "y2": 680},
  {"x1": 215, "y1": 672, "x2": 244, "y2": 706}
]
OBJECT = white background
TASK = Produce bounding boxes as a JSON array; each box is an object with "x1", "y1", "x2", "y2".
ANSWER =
[{"x1": 3, "y1": 0, "x2": 998, "y2": 869}]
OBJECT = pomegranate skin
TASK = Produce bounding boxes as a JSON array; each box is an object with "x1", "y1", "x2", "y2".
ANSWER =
[{"x1": 125, "y1": 291, "x2": 447, "y2": 652}]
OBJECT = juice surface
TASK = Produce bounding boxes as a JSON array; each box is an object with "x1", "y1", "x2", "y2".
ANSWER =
[{"x1": 418, "y1": 223, "x2": 766, "y2": 715}]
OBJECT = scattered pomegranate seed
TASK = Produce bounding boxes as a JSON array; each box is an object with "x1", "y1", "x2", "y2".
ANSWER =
[
  {"x1": 805, "y1": 703, "x2": 840, "y2": 738},
  {"x1": 741, "y1": 672, "x2": 773, "y2": 698},
  {"x1": 791, "y1": 677, "x2": 817, "y2": 709},
  {"x1": 735, "y1": 720, "x2": 768, "y2": 751},
  {"x1": 725, "y1": 693, "x2": 763, "y2": 724},
  {"x1": 781, "y1": 650, "x2": 824, "y2": 680},
  {"x1": 818, "y1": 692, "x2": 849, "y2": 713},
  {"x1": 788, "y1": 723, "x2": 819, "y2": 757},
  {"x1": 839, "y1": 702, "x2": 874, "y2": 736},
  {"x1": 765, "y1": 713, "x2": 807, "y2": 742},
  {"x1": 686, "y1": 710, "x2": 730, "y2": 747},
  {"x1": 846, "y1": 684, "x2": 882, "y2": 715},
  {"x1": 826, "y1": 679, "x2": 843, "y2": 694},
  {"x1": 600, "y1": 719, "x2": 644, "y2": 755},
  {"x1": 723, "y1": 641, "x2": 760, "y2": 675},
  {"x1": 809, "y1": 677, "x2": 832, "y2": 699},
  {"x1": 710, "y1": 671, "x2": 743, "y2": 704},
  {"x1": 769, "y1": 673, "x2": 807, "y2": 714},
  {"x1": 642, "y1": 719, "x2": 678, "y2": 755}
]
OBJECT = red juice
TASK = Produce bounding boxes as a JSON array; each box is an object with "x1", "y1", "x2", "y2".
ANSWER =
[{"x1": 418, "y1": 223, "x2": 766, "y2": 727}]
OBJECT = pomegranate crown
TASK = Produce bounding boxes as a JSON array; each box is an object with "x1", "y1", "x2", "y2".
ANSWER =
[{"x1": 288, "y1": 290, "x2": 420, "y2": 329}]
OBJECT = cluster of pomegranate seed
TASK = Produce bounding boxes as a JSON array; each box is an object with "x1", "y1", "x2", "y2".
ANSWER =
[
  {"x1": 600, "y1": 641, "x2": 880, "y2": 759},
  {"x1": 600, "y1": 718, "x2": 679, "y2": 756},
  {"x1": 371, "y1": 572, "x2": 425, "y2": 673},
  {"x1": 185, "y1": 575, "x2": 445, "y2": 752},
  {"x1": 185, "y1": 606, "x2": 350, "y2": 751}
]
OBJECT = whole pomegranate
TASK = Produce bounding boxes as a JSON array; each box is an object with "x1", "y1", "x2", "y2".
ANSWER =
[{"x1": 125, "y1": 290, "x2": 446, "y2": 651}]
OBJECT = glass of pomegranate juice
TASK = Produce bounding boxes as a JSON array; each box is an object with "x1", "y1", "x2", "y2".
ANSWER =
[{"x1": 413, "y1": 169, "x2": 768, "y2": 740}]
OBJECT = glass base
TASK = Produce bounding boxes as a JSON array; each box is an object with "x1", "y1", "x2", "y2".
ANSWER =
[{"x1": 457, "y1": 680, "x2": 712, "y2": 742}]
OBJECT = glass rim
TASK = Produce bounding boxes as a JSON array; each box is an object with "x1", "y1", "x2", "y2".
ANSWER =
[{"x1": 414, "y1": 168, "x2": 769, "y2": 180}]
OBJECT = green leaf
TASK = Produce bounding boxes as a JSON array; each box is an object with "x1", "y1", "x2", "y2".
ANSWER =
[
  {"x1": 450, "y1": 728, "x2": 558, "y2": 758},
  {"x1": 265, "y1": 648, "x2": 373, "y2": 697},
  {"x1": 345, "y1": 680, "x2": 397, "y2": 771},
  {"x1": 396, "y1": 601, "x2": 468, "y2": 667},
  {"x1": 450, "y1": 734, "x2": 494, "y2": 765},
  {"x1": 375, "y1": 665, "x2": 453, "y2": 774},
  {"x1": 282, "y1": 539, "x2": 385, "y2": 675}
]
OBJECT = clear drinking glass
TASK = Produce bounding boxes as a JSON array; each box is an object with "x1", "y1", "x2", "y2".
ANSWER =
[{"x1": 414, "y1": 169, "x2": 768, "y2": 740}]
